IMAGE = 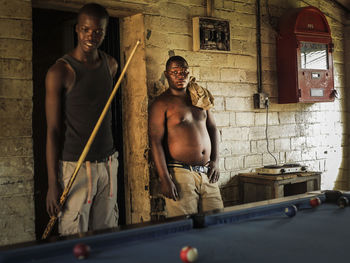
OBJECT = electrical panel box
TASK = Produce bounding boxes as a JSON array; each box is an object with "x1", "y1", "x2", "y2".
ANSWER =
[
  {"x1": 276, "y1": 6, "x2": 335, "y2": 103},
  {"x1": 192, "y1": 17, "x2": 230, "y2": 52}
]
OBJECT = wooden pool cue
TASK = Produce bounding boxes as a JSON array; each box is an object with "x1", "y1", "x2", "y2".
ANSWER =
[{"x1": 42, "y1": 40, "x2": 141, "y2": 240}]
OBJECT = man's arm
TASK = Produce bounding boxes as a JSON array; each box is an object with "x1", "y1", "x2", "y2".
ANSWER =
[
  {"x1": 148, "y1": 99, "x2": 178, "y2": 200},
  {"x1": 206, "y1": 109, "x2": 220, "y2": 183},
  {"x1": 107, "y1": 54, "x2": 118, "y2": 78},
  {"x1": 45, "y1": 62, "x2": 67, "y2": 217}
]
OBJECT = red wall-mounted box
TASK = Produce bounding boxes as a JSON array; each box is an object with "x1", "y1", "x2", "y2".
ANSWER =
[{"x1": 276, "y1": 6, "x2": 335, "y2": 103}]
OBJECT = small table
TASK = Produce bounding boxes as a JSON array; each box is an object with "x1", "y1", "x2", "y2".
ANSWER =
[{"x1": 238, "y1": 171, "x2": 321, "y2": 203}]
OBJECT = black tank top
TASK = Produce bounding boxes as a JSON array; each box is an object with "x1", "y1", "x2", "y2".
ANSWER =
[{"x1": 60, "y1": 51, "x2": 115, "y2": 161}]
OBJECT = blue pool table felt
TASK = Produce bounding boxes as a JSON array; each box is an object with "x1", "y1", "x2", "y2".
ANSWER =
[{"x1": 1, "y1": 192, "x2": 349, "y2": 263}]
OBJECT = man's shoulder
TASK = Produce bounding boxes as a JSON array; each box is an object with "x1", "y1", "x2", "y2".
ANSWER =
[
  {"x1": 157, "y1": 89, "x2": 172, "y2": 99},
  {"x1": 47, "y1": 59, "x2": 68, "y2": 76},
  {"x1": 45, "y1": 58, "x2": 75, "y2": 93},
  {"x1": 156, "y1": 89, "x2": 177, "y2": 101},
  {"x1": 106, "y1": 55, "x2": 118, "y2": 77},
  {"x1": 150, "y1": 90, "x2": 172, "y2": 110}
]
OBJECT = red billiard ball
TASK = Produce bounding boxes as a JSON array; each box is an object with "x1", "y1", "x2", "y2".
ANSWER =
[
  {"x1": 309, "y1": 197, "x2": 321, "y2": 208},
  {"x1": 180, "y1": 246, "x2": 198, "y2": 263},
  {"x1": 73, "y1": 243, "x2": 91, "y2": 260}
]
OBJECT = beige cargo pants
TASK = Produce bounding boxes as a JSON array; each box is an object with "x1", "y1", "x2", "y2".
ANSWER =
[
  {"x1": 165, "y1": 166, "x2": 224, "y2": 217},
  {"x1": 58, "y1": 152, "x2": 119, "y2": 236}
]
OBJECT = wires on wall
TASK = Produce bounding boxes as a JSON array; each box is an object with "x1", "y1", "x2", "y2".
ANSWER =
[{"x1": 264, "y1": 97, "x2": 278, "y2": 165}]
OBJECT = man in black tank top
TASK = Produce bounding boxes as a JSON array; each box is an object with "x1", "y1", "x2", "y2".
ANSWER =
[{"x1": 45, "y1": 3, "x2": 119, "y2": 236}]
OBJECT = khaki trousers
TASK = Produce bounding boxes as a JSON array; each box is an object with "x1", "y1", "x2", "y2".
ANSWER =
[
  {"x1": 58, "y1": 152, "x2": 119, "y2": 236},
  {"x1": 165, "y1": 167, "x2": 223, "y2": 217}
]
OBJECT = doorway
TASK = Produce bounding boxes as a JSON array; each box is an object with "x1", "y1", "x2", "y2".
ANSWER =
[{"x1": 32, "y1": 8, "x2": 125, "y2": 239}]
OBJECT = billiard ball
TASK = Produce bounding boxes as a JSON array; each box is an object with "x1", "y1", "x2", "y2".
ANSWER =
[
  {"x1": 309, "y1": 197, "x2": 321, "y2": 208},
  {"x1": 73, "y1": 243, "x2": 91, "y2": 260},
  {"x1": 180, "y1": 246, "x2": 198, "y2": 263},
  {"x1": 324, "y1": 190, "x2": 342, "y2": 203},
  {"x1": 337, "y1": 196, "x2": 349, "y2": 208},
  {"x1": 284, "y1": 205, "x2": 297, "y2": 217}
]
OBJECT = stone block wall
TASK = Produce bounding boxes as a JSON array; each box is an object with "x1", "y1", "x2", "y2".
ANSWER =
[
  {"x1": 0, "y1": 0, "x2": 35, "y2": 245},
  {"x1": 142, "y1": 0, "x2": 350, "y2": 210},
  {"x1": 335, "y1": 12, "x2": 350, "y2": 190}
]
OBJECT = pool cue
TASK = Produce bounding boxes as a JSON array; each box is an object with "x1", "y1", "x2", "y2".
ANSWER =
[{"x1": 42, "y1": 40, "x2": 141, "y2": 240}]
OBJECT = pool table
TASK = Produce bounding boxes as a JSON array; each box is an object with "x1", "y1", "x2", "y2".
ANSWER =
[{"x1": 1, "y1": 191, "x2": 349, "y2": 263}]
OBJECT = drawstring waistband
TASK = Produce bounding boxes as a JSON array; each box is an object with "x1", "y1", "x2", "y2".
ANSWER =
[
  {"x1": 86, "y1": 161, "x2": 92, "y2": 204},
  {"x1": 108, "y1": 156, "x2": 113, "y2": 198}
]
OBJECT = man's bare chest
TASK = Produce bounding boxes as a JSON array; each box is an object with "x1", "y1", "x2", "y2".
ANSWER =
[{"x1": 166, "y1": 102, "x2": 207, "y2": 125}]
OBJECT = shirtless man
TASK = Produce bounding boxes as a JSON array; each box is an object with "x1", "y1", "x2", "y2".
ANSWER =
[{"x1": 148, "y1": 56, "x2": 223, "y2": 217}]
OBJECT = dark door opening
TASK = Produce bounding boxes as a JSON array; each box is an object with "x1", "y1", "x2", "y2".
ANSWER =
[{"x1": 32, "y1": 8, "x2": 125, "y2": 240}]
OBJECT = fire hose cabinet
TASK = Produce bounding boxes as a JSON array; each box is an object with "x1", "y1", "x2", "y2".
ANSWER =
[{"x1": 276, "y1": 6, "x2": 335, "y2": 103}]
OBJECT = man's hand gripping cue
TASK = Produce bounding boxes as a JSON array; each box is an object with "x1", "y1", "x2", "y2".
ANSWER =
[{"x1": 46, "y1": 182, "x2": 62, "y2": 217}]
